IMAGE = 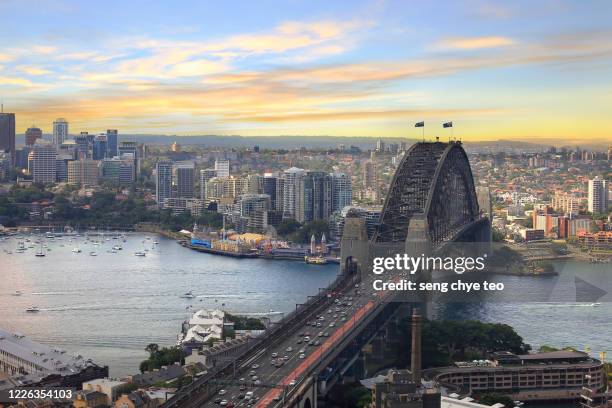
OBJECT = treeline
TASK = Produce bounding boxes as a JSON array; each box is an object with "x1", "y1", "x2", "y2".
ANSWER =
[
  {"x1": 276, "y1": 218, "x2": 330, "y2": 244},
  {"x1": 139, "y1": 343, "x2": 185, "y2": 373},
  {"x1": 395, "y1": 319, "x2": 531, "y2": 368},
  {"x1": 225, "y1": 313, "x2": 266, "y2": 330}
]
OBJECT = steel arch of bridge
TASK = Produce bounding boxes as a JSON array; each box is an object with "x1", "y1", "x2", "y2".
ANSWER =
[{"x1": 373, "y1": 141, "x2": 479, "y2": 245}]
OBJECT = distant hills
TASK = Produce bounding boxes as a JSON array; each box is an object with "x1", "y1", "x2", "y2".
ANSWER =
[{"x1": 14, "y1": 134, "x2": 610, "y2": 151}]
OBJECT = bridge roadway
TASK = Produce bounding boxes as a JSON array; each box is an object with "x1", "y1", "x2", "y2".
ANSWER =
[{"x1": 188, "y1": 266, "x2": 402, "y2": 408}]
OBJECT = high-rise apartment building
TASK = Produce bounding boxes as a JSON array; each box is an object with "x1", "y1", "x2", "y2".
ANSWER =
[
  {"x1": 156, "y1": 161, "x2": 173, "y2": 208},
  {"x1": 363, "y1": 160, "x2": 378, "y2": 189},
  {"x1": 52, "y1": 118, "x2": 69, "y2": 148},
  {"x1": 31, "y1": 141, "x2": 57, "y2": 184},
  {"x1": 331, "y1": 172, "x2": 352, "y2": 213},
  {"x1": 551, "y1": 191, "x2": 581, "y2": 215},
  {"x1": 588, "y1": 177, "x2": 609, "y2": 214},
  {"x1": 106, "y1": 129, "x2": 118, "y2": 158},
  {"x1": 281, "y1": 167, "x2": 305, "y2": 219},
  {"x1": 296, "y1": 171, "x2": 332, "y2": 223},
  {"x1": 263, "y1": 174, "x2": 278, "y2": 209},
  {"x1": 25, "y1": 126, "x2": 43, "y2": 147},
  {"x1": 214, "y1": 159, "x2": 230, "y2": 178},
  {"x1": 175, "y1": 162, "x2": 195, "y2": 198},
  {"x1": 0, "y1": 112, "x2": 16, "y2": 163},
  {"x1": 199, "y1": 168, "x2": 217, "y2": 201}
]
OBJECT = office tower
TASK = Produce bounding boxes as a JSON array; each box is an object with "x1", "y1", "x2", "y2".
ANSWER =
[
  {"x1": 199, "y1": 168, "x2": 217, "y2": 201},
  {"x1": 608, "y1": 145, "x2": 612, "y2": 162},
  {"x1": 31, "y1": 141, "x2": 57, "y2": 184},
  {"x1": 74, "y1": 133, "x2": 89, "y2": 159},
  {"x1": 92, "y1": 134, "x2": 108, "y2": 160},
  {"x1": 376, "y1": 138, "x2": 385, "y2": 152},
  {"x1": 214, "y1": 159, "x2": 230, "y2": 178},
  {"x1": 156, "y1": 161, "x2": 173, "y2": 208},
  {"x1": 263, "y1": 174, "x2": 277, "y2": 209},
  {"x1": 118, "y1": 141, "x2": 139, "y2": 179},
  {"x1": 588, "y1": 176, "x2": 609, "y2": 214},
  {"x1": 363, "y1": 160, "x2": 377, "y2": 188},
  {"x1": 52, "y1": 118, "x2": 68, "y2": 148},
  {"x1": 67, "y1": 159, "x2": 99, "y2": 186},
  {"x1": 0, "y1": 152, "x2": 10, "y2": 180},
  {"x1": 25, "y1": 126, "x2": 42, "y2": 147},
  {"x1": 106, "y1": 129, "x2": 118, "y2": 158},
  {"x1": 331, "y1": 172, "x2": 352, "y2": 212},
  {"x1": 55, "y1": 155, "x2": 72, "y2": 182},
  {"x1": 0, "y1": 112, "x2": 16, "y2": 164},
  {"x1": 175, "y1": 162, "x2": 195, "y2": 198},
  {"x1": 281, "y1": 167, "x2": 305, "y2": 219}
]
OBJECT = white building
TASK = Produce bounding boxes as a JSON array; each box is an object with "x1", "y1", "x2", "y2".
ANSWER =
[
  {"x1": 214, "y1": 159, "x2": 230, "y2": 178},
  {"x1": 180, "y1": 309, "x2": 232, "y2": 345},
  {"x1": 588, "y1": 176, "x2": 609, "y2": 214},
  {"x1": 31, "y1": 141, "x2": 57, "y2": 184}
]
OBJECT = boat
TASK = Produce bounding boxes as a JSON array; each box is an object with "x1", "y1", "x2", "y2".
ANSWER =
[
  {"x1": 153, "y1": 240, "x2": 159, "y2": 245},
  {"x1": 304, "y1": 255, "x2": 328, "y2": 265},
  {"x1": 180, "y1": 290, "x2": 195, "y2": 299},
  {"x1": 35, "y1": 242, "x2": 45, "y2": 257},
  {"x1": 13, "y1": 290, "x2": 22, "y2": 296},
  {"x1": 112, "y1": 245, "x2": 122, "y2": 250},
  {"x1": 89, "y1": 251, "x2": 98, "y2": 256},
  {"x1": 134, "y1": 251, "x2": 146, "y2": 257},
  {"x1": 72, "y1": 248, "x2": 82, "y2": 253},
  {"x1": 26, "y1": 306, "x2": 40, "y2": 313}
]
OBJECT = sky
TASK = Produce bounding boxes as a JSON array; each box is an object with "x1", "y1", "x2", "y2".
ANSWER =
[{"x1": 1, "y1": 0, "x2": 612, "y2": 141}]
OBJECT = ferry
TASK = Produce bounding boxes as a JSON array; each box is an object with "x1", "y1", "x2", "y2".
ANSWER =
[
  {"x1": 304, "y1": 256, "x2": 328, "y2": 265},
  {"x1": 26, "y1": 306, "x2": 40, "y2": 313}
]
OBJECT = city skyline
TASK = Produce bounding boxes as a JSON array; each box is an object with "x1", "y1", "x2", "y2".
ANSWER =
[{"x1": 1, "y1": 1, "x2": 612, "y2": 141}]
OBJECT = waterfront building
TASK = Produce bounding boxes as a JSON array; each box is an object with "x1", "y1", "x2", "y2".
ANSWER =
[
  {"x1": 588, "y1": 177, "x2": 609, "y2": 214},
  {"x1": 519, "y1": 228, "x2": 545, "y2": 241},
  {"x1": 0, "y1": 328, "x2": 107, "y2": 388},
  {"x1": 52, "y1": 118, "x2": 68, "y2": 148},
  {"x1": 163, "y1": 197, "x2": 204, "y2": 216},
  {"x1": 214, "y1": 158, "x2": 230, "y2": 178},
  {"x1": 558, "y1": 215, "x2": 591, "y2": 238},
  {"x1": 179, "y1": 309, "x2": 231, "y2": 348},
  {"x1": 25, "y1": 126, "x2": 43, "y2": 147},
  {"x1": 0, "y1": 112, "x2": 16, "y2": 163},
  {"x1": 175, "y1": 161, "x2": 195, "y2": 198},
  {"x1": 68, "y1": 159, "x2": 100, "y2": 186},
  {"x1": 155, "y1": 161, "x2": 173, "y2": 208},
  {"x1": 31, "y1": 141, "x2": 57, "y2": 184},
  {"x1": 106, "y1": 129, "x2": 118, "y2": 158},
  {"x1": 424, "y1": 351, "x2": 606, "y2": 402},
  {"x1": 577, "y1": 230, "x2": 612, "y2": 251},
  {"x1": 239, "y1": 194, "x2": 271, "y2": 233},
  {"x1": 199, "y1": 168, "x2": 217, "y2": 201}
]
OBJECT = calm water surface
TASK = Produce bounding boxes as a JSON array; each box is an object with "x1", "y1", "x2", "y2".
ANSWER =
[{"x1": 1, "y1": 234, "x2": 610, "y2": 378}]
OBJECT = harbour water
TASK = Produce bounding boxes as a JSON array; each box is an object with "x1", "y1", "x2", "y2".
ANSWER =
[{"x1": 0, "y1": 233, "x2": 610, "y2": 377}]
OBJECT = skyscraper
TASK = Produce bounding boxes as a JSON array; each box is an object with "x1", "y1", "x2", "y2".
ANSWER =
[
  {"x1": 331, "y1": 172, "x2": 352, "y2": 212},
  {"x1": 363, "y1": 160, "x2": 378, "y2": 189},
  {"x1": 214, "y1": 159, "x2": 230, "y2": 178},
  {"x1": 156, "y1": 161, "x2": 173, "y2": 208},
  {"x1": 281, "y1": 167, "x2": 305, "y2": 219},
  {"x1": 588, "y1": 176, "x2": 609, "y2": 214},
  {"x1": 31, "y1": 141, "x2": 57, "y2": 184},
  {"x1": 106, "y1": 129, "x2": 118, "y2": 158},
  {"x1": 0, "y1": 112, "x2": 16, "y2": 164},
  {"x1": 25, "y1": 126, "x2": 42, "y2": 147},
  {"x1": 52, "y1": 118, "x2": 69, "y2": 148},
  {"x1": 608, "y1": 145, "x2": 612, "y2": 162},
  {"x1": 92, "y1": 134, "x2": 108, "y2": 160},
  {"x1": 199, "y1": 168, "x2": 217, "y2": 201},
  {"x1": 175, "y1": 162, "x2": 195, "y2": 198}
]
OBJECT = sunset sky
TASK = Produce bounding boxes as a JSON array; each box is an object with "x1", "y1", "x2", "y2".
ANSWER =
[{"x1": 1, "y1": 0, "x2": 611, "y2": 141}]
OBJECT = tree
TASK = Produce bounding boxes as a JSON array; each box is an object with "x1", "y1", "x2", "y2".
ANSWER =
[
  {"x1": 479, "y1": 393, "x2": 514, "y2": 407},
  {"x1": 277, "y1": 218, "x2": 301, "y2": 236}
]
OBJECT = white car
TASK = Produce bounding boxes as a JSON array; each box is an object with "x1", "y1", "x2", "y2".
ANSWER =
[
  {"x1": 219, "y1": 389, "x2": 227, "y2": 395},
  {"x1": 289, "y1": 379, "x2": 297, "y2": 386},
  {"x1": 299, "y1": 353, "x2": 306, "y2": 359},
  {"x1": 286, "y1": 346, "x2": 293, "y2": 352}
]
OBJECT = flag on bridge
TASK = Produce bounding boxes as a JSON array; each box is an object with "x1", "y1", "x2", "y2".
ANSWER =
[
  {"x1": 415, "y1": 121, "x2": 424, "y2": 127},
  {"x1": 443, "y1": 122, "x2": 453, "y2": 128}
]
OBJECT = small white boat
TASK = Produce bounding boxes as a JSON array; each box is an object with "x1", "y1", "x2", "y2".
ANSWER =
[
  {"x1": 153, "y1": 240, "x2": 159, "y2": 244},
  {"x1": 72, "y1": 248, "x2": 82, "y2": 253},
  {"x1": 26, "y1": 306, "x2": 40, "y2": 313},
  {"x1": 112, "y1": 245, "x2": 122, "y2": 250},
  {"x1": 13, "y1": 290, "x2": 22, "y2": 296},
  {"x1": 134, "y1": 251, "x2": 146, "y2": 257},
  {"x1": 89, "y1": 251, "x2": 98, "y2": 256},
  {"x1": 180, "y1": 290, "x2": 195, "y2": 299}
]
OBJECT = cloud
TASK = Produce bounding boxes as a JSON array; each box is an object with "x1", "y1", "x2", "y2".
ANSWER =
[
  {"x1": 436, "y1": 36, "x2": 516, "y2": 50},
  {"x1": 18, "y1": 65, "x2": 51, "y2": 75}
]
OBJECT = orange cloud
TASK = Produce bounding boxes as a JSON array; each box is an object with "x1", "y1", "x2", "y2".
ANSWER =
[{"x1": 437, "y1": 36, "x2": 516, "y2": 50}]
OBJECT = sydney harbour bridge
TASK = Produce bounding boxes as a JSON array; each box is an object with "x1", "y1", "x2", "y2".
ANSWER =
[{"x1": 163, "y1": 141, "x2": 491, "y2": 408}]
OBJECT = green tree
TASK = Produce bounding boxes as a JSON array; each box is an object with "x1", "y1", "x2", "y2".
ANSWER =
[{"x1": 479, "y1": 393, "x2": 514, "y2": 407}]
